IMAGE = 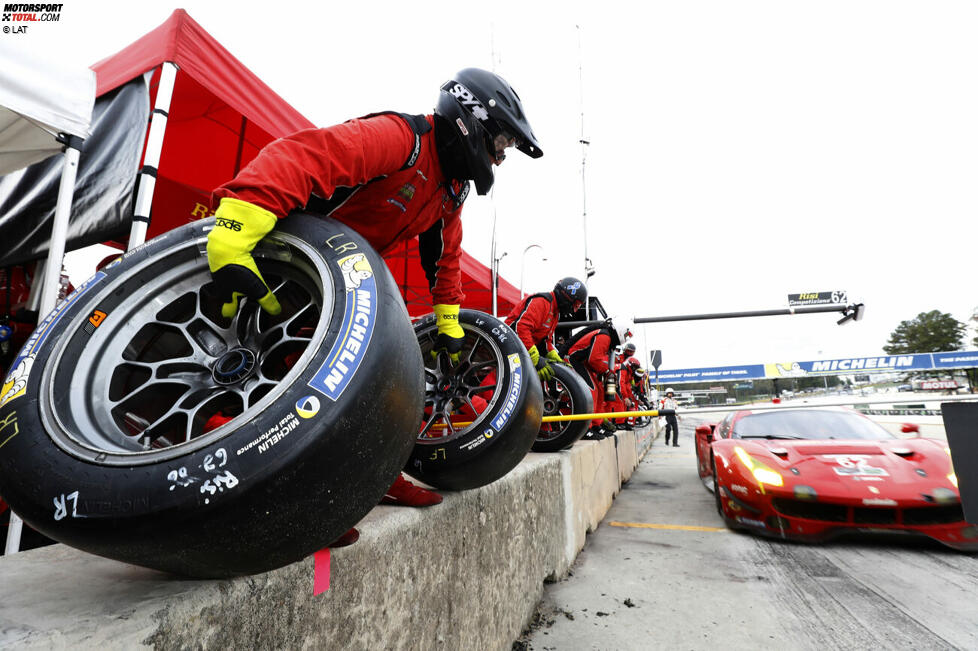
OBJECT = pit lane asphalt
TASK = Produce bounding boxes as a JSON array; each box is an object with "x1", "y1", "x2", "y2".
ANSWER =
[{"x1": 520, "y1": 419, "x2": 978, "y2": 651}]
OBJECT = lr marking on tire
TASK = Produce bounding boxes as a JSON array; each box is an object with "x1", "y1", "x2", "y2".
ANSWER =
[
  {"x1": 324, "y1": 233, "x2": 358, "y2": 254},
  {"x1": 54, "y1": 491, "x2": 81, "y2": 521},
  {"x1": 430, "y1": 448, "x2": 446, "y2": 461}
]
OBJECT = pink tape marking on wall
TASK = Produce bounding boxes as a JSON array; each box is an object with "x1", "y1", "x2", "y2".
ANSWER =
[{"x1": 314, "y1": 548, "x2": 331, "y2": 595}]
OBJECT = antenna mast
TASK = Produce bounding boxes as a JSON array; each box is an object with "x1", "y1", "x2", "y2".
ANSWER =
[
  {"x1": 490, "y1": 24, "x2": 502, "y2": 316},
  {"x1": 577, "y1": 25, "x2": 593, "y2": 287}
]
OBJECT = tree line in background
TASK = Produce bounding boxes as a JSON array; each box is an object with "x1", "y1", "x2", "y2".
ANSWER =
[{"x1": 883, "y1": 308, "x2": 978, "y2": 392}]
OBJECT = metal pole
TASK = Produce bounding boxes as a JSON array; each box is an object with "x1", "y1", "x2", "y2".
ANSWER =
[
  {"x1": 7, "y1": 135, "x2": 85, "y2": 556},
  {"x1": 634, "y1": 304, "x2": 859, "y2": 323},
  {"x1": 37, "y1": 139, "x2": 83, "y2": 317},
  {"x1": 127, "y1": 61, "x2": 178, "y2": 250},
  {"x1": 520, "y1": 244, "x2": 543, "y2": 300},
  {"x1": 576, "y1": 25, "x2": 592, "y2": 288},
  {"x1": 560, "y1": 303, "x2": 864, "y2": 329}
]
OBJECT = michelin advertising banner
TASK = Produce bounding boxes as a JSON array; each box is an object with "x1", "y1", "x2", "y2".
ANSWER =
[{"x1": 656, "y1": 351, "x2": 978, "y2": 384}]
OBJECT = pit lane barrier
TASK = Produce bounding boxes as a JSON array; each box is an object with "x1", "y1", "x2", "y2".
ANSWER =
[{"x1": 0, "y1": 421, "x2": 660, "y2": 648}]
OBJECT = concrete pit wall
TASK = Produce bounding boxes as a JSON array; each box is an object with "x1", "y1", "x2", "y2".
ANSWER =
[{"x1": 0, "y1": 422, "x2": 659, "y2": 650}]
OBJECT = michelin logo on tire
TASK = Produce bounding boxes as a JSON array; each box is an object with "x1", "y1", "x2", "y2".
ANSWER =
[
  {"x1": 295, "y1": 395, "x2": 321, "y2": 419},
  {"x1": 307, "y1": 254, "x2": 378, "y2": 401}
]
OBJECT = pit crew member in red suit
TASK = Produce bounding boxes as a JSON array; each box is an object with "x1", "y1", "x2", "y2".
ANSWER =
[
  {"x1": 205, "y1": 68, "x2": 543, "y2": 529},
  {"x1": 505, "y1": 277, "x2": 587, "y2": 380},
  {"x1": 567, "y1": 322, "x2": 632, "y2": 438}
]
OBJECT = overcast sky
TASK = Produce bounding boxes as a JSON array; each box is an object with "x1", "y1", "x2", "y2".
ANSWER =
[{"x1": 14, "y1": 0, "x2": 978, "y2": 370}]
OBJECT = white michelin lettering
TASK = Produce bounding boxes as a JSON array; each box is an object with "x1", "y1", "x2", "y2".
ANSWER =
[{"x1": 258, "y1": 413, "x2": 300, "y2": 454}]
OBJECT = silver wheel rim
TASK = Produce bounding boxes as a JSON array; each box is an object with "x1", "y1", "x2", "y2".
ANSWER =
[
  {"x1": 39, "y1": 231, "x2": 333, "y2": 464},
  {"x1": 537, "y1": 374, "x2": 574, "y2": 442},
  {"x1": 415, "y1": 323, "x2": 505, "y2": 444}
]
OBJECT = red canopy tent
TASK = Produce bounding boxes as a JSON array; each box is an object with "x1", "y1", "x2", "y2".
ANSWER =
[
  {"x1": 88, "y1": 8, "x2": 519, "y2": 315},
  {"x1": 91, "y1": 8, "x2": 314, "y2": 243},
  {"x1": 385, "y1": 239, "x2": 521, "y2": 317}
]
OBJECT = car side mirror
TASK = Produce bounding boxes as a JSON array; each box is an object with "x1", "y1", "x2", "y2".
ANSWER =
[
  {"x1": 901, "y1": 423, "x2": 920, "y2": 435},
  {"x1": 696, "y1": 424, "x2": 714, "y2": 442}
]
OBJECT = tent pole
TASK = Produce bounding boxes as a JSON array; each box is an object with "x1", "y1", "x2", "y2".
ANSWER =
[
  {"x1": 126, "y1": 61, "x2": 178, "y2": 250},
  {"x1": 233, "y1": 115, "x2": 248, "y2": 176},
  {"x1": 5, "y1": 134, "x2": 84, "y2": 557}
]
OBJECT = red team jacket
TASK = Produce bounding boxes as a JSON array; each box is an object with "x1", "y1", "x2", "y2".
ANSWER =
[
  {"x1": 567, "y1": 328, "x2": 614, "y2": 374},
  {"x1": 505, "y1": 292, "x2": 560, "y2": 353},
  {"x1": 214, "y1": 114, "x2": 468, "y2": 305}
]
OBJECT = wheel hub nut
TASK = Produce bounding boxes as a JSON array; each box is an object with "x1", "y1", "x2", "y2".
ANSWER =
[{"x1": 213, "y1": 348, "x2": 257, "y2": 385}]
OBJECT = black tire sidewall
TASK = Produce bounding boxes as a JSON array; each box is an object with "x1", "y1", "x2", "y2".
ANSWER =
[
  {"x1": 531, "y1": 363, "x2": 593, "y2": 452},
  {"x1": 407, "y1": 309, "x2": 542, "y2": 490},
  {"x1": 0, "y1": 214, "x2": 423, "y2": 577}
]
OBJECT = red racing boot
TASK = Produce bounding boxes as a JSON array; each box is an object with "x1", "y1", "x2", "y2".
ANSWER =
[{"x1": 381, "y1": 473, "x2": 443, "y2": 507}]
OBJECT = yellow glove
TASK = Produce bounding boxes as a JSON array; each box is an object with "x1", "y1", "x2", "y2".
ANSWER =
[
  {"x1": 526, "y1": 345, "x2": 541, "y2": 366},
  {"x1": 546, "y1": 349, "x2": 563, "y2": 364},
  {"x1": 431, "y1": 304, "x2": 464, "y2": 363},
  {"x1": 537, "y1": 363, "x2": 555, "y2": 381},
  {"x1": 207, "y1": 198, "x2": 282, "y2": 318}
]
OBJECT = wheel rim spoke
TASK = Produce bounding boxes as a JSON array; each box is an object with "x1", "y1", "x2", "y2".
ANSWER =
[{"x1": 47, "y1": 237, "x2": 330, "y2": 457}]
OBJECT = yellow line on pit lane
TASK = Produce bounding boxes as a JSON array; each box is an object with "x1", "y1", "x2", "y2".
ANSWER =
[{"x1": 609, "y1": 521, "x2": 728, "y2": 532}]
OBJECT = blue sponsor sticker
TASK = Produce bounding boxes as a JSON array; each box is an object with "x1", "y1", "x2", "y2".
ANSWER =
[
  {"x1": 307, "y1": 254, "x2": 377, "y2": 401},
  {"x1": 1, "y1": 272, "x2": 106, "y2": 407},
  {"x1": 491, "y1": 353, "x2": 523, "y2": 431}
]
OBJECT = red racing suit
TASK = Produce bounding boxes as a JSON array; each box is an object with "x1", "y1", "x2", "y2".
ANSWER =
[
  {"x1": 214, "y1": 113, "x2": 468, "y2": 305},
  {"x1": 567, "y1": 328, "x2": 615, "y2": 426},
  {"x1": 504, "y1": 292, "x2": 560, "y2": 353}
]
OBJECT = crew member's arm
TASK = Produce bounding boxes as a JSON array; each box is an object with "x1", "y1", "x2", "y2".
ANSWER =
[
  {"x1": 511, "y1": 295, "x2": 550, "y2": 359},
  {"x1": 215, "y1": 116, "x2": 415, "y2": 217},
  {"x1": 419, "y1": 211, "x2": 466, "y2": 362},
  {"x1": 209, "y1": 116, "x2": 415, "y2": 316}
]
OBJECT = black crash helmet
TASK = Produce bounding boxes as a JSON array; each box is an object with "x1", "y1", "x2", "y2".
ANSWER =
[
  {"x1": 434, "y1": 67, "x2": 543, "y2": 195},
  {"x1": 553, "y1": 277, "x2": 587, "y2": 317}
]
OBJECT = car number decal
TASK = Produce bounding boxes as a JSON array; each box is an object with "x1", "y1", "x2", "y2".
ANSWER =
[{"x1": 823, "y1": 454, "x2": 889, "y2": 477}]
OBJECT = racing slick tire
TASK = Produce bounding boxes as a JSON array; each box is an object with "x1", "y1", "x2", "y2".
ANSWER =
[
  {"x1": 0, "y1": 215, "x2": 423, "y2": 578},
  {"x1": 712, "y1": 455, "x2": 740, "y2": 531},
  {"x1": 407, "y1": 310, "x2": 543, "y2": 490},
  {"x1": 531, "y1": 363, "x2": 593, "y2": 452}
]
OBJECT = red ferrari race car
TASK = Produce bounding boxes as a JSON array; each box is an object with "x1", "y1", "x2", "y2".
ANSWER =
[{"x1": 694, "y1": 407, "x2": 977, "y2": 550}]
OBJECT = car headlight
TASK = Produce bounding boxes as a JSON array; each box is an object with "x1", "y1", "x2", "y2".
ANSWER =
[
  {"x1": 734, "y1": 446, "x2": 784, "y2": 488},
  {"x1": 753, "y1": 467, "x2": 784, "y2": 487},
  {"x1": 948, "y1": 473, "x2": 958, "y2": 488}
]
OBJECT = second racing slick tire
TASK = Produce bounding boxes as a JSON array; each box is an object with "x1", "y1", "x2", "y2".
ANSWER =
[
  {"x1": 408, "y1": 310, "x2": 543, "y2": 490},
  {"x1": 531, "y1": 363, "x2": 593, "y2": 452}
]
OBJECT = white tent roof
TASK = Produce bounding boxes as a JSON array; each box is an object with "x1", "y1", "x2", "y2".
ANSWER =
[{"x1": 0, "y1": 40, "x2": 95, "y2": 176}]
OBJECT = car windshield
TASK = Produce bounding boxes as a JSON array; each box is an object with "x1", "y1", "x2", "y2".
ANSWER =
[{"x1": 733, "y1": 410, "x2": 894, "y2": 441}]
